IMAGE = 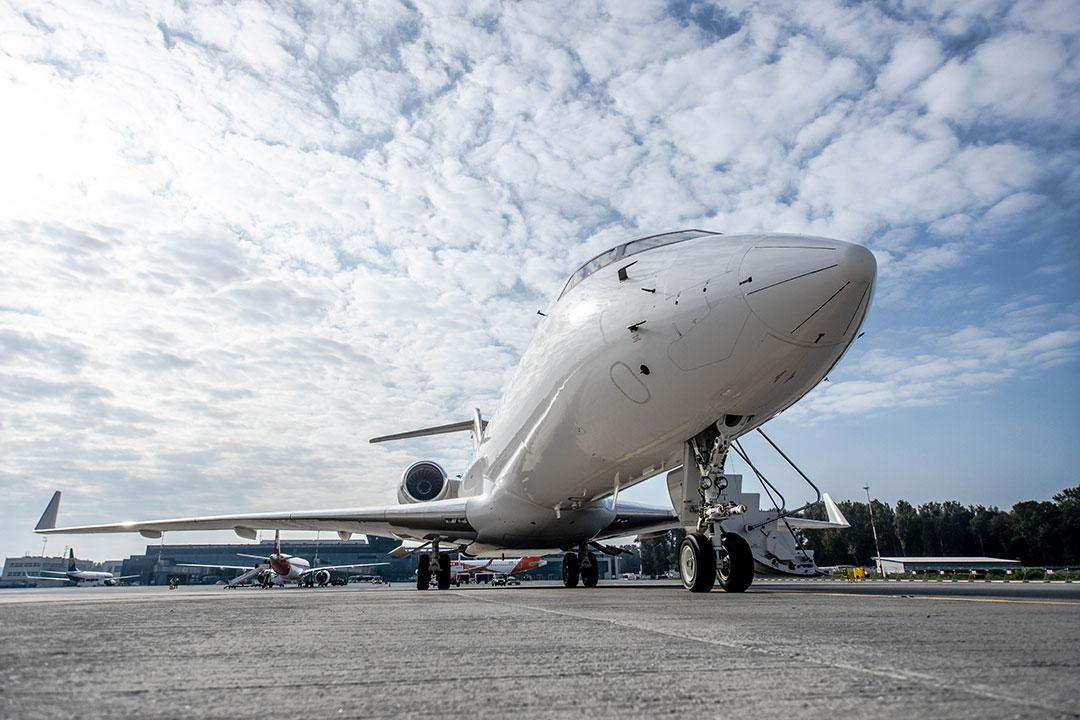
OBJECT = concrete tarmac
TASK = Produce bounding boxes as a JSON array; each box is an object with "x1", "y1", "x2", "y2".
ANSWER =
[{"x1": 1, "y1": 579, "x2": 1077, "y2": 719}]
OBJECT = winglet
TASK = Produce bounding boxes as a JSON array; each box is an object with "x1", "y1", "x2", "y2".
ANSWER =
[
  {"x1": 822, "y1": 493, "x2": 849, "y2": 528},
  {"x1": 35, "y1": 491, "x2": 61, "y2": 531},
  {"x1": 369, "y1": 417, "x2": 489, "y2": 444}
]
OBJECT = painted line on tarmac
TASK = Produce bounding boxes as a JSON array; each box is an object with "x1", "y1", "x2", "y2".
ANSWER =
[
  {"x1": 458, "y1": 591, "x2": 1079, "y2": 718},
  {"x1": 765, "y1": 589, "x2": 1080, "y2": 607}
]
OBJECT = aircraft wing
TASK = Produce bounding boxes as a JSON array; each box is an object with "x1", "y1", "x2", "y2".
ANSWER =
[
  {"x1": 113, "y1": 575, "x2": 141, "y2": 581},
  {"x1": 34, "y1": 492, "x2": 476, "y2": 543},
  {"x1": 22, "y1": 574, "x2": 70, "y2": 582},
  {"x1": 176, "y1": 563, "x2": 258, "y2": 571},
  {"x1": 300, "y1": 562, "x2": 390, "y2": 575},
  {"x1": 35, "y1": 570, "x2": 71, "y2": 577},
  {"x1": 595, "y1": 500, "x2": 679, "y2": 540}
]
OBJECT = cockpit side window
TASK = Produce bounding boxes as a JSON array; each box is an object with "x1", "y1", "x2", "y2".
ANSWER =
[{"x1": 558, "y1": 229, "x2": 720, "y2": 300}]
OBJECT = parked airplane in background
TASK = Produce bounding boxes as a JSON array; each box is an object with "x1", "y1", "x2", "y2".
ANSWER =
[
  {"x1": 178, "y1": 531, "x2": 389, "y2": 588},
  {"x1": 22, "y1": 545, "x2": 138, "y2": 587},
  {"x1": 36, "y1": 231, "x2": 875, "y2": 593},
  {"x1": 450, "y1": 556, "x2": 547, "y2": 579}
]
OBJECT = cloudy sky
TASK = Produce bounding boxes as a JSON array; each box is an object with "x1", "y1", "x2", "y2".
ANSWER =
[{"x1": 1, "y1": 0, "x2": 1077, "y2": 563}]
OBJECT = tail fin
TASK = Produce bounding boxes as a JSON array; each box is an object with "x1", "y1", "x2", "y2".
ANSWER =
[
  {"x1": 68, "y1": 547, "x2": 77, "y2": 572},
  {"x1": 273, "y1": 530, "x2": 280, "y2": 556}
]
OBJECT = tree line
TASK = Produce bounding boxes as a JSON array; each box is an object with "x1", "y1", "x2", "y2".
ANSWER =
[
  {"x1": 801, "y1": 484, "x2": 1079, "y2": 567},
  {"x1": 638, "y1": 484, "x2": 1079, "y2": 575}
]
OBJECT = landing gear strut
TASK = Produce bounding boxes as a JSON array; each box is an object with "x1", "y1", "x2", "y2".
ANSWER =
[{"x1": 680, "y1": 423, "x2": 756, "y2": 593}]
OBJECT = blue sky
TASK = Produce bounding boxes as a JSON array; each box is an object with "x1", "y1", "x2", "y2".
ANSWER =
[{"x1": 0, "y1": 0, "x2": 1077, "y2": 562}]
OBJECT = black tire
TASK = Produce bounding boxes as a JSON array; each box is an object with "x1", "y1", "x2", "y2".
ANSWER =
[
  {"x1": 437, "y1": 552, "x2": 452, "y2": 590},
  {"x1": 580, "y1": 551, "x2": 599, "y2": 587},
  {"x1": 716, "y1": 532, "x2": 754, "y2": 593},
  {"x1": 416, "y1": 554, "x2": 431, "y2": 591},
  {"x1": 679, "y1": 533, "x2": 716, "y2": 593},
  {"x1": 562, "y1": 552, "x2": 579, "y2": 587}
]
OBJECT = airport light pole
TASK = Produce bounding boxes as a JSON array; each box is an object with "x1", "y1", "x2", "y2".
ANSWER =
[{"x1": 864, "y1": 485, "x2": 884, "y2": 577}]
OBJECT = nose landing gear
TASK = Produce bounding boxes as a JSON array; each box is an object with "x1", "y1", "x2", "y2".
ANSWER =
[{"x1": 676, "y1": 424, "x2": 757, "y2": 593}]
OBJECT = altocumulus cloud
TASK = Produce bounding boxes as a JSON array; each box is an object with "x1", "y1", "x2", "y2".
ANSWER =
[{"x1": 0, "y1": 0, "x2": 1077, "y2": 558}]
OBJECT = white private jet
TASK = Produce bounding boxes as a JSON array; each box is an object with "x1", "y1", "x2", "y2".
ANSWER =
[
  {"x1": 22, "y1": 544, "x2": 138, "y2": 587},
  {"x1": 35, "y1": 230, "x2": 873, "y2": 593},
  {"x1": 177, "y1": 531, "x2": 389, "y2": 587}
]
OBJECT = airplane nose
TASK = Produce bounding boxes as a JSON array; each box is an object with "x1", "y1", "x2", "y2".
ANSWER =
[{"x1": 739, "y1": 238, "x2": 876, "y2": 346}]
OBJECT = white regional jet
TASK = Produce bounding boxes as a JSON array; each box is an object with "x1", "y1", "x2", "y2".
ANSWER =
[
  {"x1": 35, "y1": 231, "x2": 874, "y2": 593},
  {"x1": 22, "y1": 545, "x2": 138, "y2": 587}
]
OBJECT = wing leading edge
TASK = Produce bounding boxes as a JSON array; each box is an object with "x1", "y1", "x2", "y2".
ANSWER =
[{"x1": 34, "y1": 492, "x2": 476, "y2": 543}]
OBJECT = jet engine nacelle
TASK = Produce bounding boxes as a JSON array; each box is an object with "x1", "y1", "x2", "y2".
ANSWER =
[
  {"x1": 313, "y1": 569, "x2": 331, "y2": 586},
  {"x1": 397, "y1": 461, "x2": 459, "y2": 504}
]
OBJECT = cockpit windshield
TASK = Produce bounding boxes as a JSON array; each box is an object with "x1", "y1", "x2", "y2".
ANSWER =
[{"x1": 558, "y1": 229, "x2": 720, "y2": 300}]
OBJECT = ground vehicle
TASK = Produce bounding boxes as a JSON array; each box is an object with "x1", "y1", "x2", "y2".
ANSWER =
[
  {"x1": 492, "y1": 575, "x2": 507, "y2": 586},
  {"x1": 330, "y1": 576, "x2": 348, "y2": 586},
  {"x1": 506, "y1": 576, "x2": 521, "y2": 586}
]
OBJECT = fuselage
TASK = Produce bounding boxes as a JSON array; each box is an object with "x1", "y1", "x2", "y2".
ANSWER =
[
  {"x1": 450, "y1": 556, "x2": 547, "y2": 575},
  {"x1": 67, "y1": 570, "x2": 118, "y2": 585},
  {"x1": 461, "y1": 232, "x2": 875, "y2": 551},
  {"x1": 268, "y1": 554, "x2": 310, "y2": 582}
]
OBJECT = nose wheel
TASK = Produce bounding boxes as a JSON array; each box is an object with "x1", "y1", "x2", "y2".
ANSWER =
[
  {"x1": 679, "y1": 533, "x2": 715, "y2": 592},
  {"x1": 715, "y1": 532, "x2": 754, "y2": 592}
]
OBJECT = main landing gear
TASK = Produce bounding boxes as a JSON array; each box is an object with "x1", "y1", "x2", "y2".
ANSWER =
[
  {"x1": 416, "y1": 543, "x2": 453, "y2": 591},
  {"x1": 562, "y1": 546, "x2": 600, "y2": 588},
  {"x1": 679, "y1": 423, "x2": 756, "y2": 593}
]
